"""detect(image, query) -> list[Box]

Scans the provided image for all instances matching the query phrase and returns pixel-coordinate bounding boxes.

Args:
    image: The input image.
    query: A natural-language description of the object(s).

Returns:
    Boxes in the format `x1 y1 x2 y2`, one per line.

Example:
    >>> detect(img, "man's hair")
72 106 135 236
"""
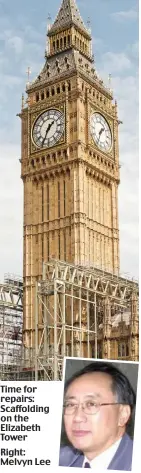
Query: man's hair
64 361 136 413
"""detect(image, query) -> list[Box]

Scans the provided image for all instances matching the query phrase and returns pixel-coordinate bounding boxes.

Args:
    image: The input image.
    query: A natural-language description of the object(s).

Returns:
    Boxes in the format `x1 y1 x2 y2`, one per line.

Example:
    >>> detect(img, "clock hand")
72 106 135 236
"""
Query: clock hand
42 120 55 146
99 127 105 138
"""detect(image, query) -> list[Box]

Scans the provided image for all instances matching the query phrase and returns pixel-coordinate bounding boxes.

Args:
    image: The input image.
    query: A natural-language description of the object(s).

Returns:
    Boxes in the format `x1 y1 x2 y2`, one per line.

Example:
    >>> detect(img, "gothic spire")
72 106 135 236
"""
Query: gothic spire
48 0 91 39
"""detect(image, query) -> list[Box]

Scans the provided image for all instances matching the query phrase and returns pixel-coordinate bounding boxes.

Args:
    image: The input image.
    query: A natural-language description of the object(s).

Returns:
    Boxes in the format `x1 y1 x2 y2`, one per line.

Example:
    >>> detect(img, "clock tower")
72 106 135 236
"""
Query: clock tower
21 0 120 351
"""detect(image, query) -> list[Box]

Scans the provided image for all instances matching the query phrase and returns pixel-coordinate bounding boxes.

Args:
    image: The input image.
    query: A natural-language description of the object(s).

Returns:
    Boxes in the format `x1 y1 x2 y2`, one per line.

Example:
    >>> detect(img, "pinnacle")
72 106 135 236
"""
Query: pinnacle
49 0 91 38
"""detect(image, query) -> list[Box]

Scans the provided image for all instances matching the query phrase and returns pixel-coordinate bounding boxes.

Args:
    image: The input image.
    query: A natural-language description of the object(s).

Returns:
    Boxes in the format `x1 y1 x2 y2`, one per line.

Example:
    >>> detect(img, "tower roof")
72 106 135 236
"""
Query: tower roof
48 0 91 39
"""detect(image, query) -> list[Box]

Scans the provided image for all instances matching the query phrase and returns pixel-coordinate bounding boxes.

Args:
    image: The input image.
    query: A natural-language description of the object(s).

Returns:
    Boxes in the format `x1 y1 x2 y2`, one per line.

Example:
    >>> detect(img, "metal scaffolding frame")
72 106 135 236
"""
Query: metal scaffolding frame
34 259 138 381
0 275 23 380
0 264 138 381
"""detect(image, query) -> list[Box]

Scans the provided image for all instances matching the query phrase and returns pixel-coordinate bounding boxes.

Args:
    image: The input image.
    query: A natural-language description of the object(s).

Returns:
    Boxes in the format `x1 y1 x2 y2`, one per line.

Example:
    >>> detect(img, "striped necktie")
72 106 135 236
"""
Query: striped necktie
84 462 91 468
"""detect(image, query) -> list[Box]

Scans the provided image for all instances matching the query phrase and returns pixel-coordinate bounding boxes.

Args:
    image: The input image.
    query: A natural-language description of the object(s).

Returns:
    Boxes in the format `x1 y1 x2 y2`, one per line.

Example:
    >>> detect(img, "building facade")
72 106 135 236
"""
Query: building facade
20 0 138 366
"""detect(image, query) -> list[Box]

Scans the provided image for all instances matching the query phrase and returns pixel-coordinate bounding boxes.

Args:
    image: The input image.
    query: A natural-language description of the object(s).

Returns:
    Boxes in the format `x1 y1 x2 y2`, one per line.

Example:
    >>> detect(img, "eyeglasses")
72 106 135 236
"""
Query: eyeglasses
63 401 125 415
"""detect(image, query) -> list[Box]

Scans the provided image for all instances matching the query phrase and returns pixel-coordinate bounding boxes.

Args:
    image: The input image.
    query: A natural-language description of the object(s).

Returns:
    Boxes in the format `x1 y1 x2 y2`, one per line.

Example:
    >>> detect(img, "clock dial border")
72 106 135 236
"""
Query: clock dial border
90 112 113 153
31 106 65 152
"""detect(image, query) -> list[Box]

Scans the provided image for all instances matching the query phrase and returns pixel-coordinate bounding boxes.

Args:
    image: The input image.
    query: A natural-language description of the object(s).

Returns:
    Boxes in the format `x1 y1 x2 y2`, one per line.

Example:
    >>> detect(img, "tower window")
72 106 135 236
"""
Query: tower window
58 232 61 259
53 41 55 50
36 93 39 102
47 184 49 220
58 182 60 218
41 92 44 100
52 88 55 96
60 38 63 48
64 36 66 47
47 234 49 260
57 86 60 94
41 234 44 261
41 185 44 222
57 39 59 49
64 230 66 260
118 342 129 358
68 35 70 46
64 180 66 216
68 81 71 91
62 84 65 92
46 89 49 98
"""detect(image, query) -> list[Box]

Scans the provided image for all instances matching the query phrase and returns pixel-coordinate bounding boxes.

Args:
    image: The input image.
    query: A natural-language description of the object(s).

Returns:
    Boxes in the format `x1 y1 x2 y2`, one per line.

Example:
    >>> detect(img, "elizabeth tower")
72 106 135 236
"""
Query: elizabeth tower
21 0 120 350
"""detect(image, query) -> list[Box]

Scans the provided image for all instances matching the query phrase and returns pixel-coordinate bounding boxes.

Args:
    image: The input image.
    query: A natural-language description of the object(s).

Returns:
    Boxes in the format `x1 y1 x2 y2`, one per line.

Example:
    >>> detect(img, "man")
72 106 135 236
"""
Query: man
59 362 136 470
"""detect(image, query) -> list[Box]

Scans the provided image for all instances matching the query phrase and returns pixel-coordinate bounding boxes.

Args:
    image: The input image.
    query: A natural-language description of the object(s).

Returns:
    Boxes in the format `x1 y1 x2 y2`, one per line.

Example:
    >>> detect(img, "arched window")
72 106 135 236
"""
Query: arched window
36 93 39 102
64 36 66 47
68 81 71 92
57 86 60 94
41 92 44 100
52 88 55 96
62 84 65 92
46 89 49 98
53 41 55 50
68 35 70 46
57 39 59 49
60 38 63 48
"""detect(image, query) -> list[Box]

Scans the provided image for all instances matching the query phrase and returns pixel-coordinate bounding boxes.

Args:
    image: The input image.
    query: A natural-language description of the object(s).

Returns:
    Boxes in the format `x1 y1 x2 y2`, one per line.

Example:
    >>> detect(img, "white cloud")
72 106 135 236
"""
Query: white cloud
100 51 132 74
96 46 138 279
92 36 104 49
111 9 138 22
7 35 24 55
129 41 139 60
0 145 23 280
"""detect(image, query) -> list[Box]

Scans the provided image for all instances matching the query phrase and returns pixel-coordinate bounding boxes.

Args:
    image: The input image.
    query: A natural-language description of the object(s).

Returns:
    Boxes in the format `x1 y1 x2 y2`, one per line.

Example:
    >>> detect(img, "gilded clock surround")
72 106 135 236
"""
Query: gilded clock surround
30 103 66 154
32 108 65 149
90 112 112 153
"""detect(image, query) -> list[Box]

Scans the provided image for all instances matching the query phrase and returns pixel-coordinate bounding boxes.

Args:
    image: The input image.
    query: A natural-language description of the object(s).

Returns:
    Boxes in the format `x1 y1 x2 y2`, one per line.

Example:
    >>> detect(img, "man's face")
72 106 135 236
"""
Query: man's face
64 372 130 459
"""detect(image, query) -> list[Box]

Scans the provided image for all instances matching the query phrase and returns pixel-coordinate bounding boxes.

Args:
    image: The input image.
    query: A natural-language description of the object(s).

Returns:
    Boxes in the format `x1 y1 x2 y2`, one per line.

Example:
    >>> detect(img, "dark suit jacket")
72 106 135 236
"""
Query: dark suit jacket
59 433 133 470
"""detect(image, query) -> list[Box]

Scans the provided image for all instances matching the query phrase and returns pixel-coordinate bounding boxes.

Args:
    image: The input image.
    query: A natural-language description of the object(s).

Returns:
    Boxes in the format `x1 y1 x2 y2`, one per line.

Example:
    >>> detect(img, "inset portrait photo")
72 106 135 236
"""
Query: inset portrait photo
59 358 139 470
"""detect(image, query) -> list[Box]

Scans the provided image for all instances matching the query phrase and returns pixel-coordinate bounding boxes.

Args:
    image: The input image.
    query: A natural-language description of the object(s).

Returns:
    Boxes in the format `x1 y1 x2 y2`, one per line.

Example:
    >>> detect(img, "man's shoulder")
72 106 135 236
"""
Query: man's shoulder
109 433 133 471
59 444 83 467
122 433 133 448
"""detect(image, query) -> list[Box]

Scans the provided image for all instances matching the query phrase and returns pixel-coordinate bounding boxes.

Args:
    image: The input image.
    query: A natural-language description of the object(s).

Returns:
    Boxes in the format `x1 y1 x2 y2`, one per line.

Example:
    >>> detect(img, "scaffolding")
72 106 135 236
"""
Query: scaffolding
34 260 139 381
0 274 23 380
0 263 138 381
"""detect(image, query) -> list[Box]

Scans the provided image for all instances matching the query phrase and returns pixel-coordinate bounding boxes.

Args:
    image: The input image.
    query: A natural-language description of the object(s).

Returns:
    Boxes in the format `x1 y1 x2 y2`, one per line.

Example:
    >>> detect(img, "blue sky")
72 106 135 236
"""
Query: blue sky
0 0 139 280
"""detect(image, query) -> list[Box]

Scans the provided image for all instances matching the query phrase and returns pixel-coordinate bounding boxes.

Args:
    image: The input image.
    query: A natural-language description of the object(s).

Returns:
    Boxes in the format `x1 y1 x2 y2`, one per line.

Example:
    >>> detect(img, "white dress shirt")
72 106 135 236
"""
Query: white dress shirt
83 437 122 469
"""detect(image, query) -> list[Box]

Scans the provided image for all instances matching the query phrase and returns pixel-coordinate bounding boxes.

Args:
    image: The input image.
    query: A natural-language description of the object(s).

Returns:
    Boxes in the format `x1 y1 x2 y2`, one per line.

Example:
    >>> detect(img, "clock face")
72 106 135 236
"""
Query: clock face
32 109 65 149
90 112 112 152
